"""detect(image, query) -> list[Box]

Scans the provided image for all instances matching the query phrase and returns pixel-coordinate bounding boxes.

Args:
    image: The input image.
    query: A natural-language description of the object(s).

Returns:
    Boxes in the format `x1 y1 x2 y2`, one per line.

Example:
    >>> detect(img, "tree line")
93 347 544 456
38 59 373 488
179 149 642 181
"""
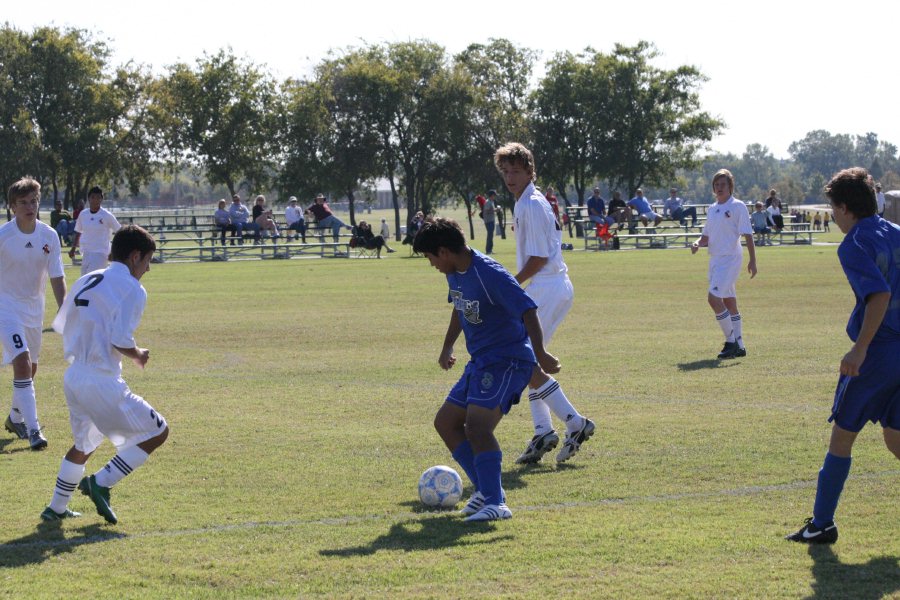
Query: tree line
2 24 897 236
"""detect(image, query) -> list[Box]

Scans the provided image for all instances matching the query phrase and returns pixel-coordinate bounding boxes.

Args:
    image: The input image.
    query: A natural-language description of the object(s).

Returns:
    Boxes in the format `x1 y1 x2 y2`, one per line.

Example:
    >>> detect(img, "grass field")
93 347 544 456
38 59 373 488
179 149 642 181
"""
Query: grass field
1 222 898 599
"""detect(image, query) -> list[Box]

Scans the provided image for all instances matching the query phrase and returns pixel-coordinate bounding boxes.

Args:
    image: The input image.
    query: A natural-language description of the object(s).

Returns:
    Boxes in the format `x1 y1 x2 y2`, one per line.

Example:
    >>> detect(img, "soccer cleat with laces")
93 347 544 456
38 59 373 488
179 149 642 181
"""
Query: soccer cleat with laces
515 430 560 464
717 341 739 359
29 428 47 450
464 503 512 522
734 347 747 358
40 506 81 521
556 418 596 463
79 475 117 524
459 491 485 516
5 415 27 440
785 518 838 544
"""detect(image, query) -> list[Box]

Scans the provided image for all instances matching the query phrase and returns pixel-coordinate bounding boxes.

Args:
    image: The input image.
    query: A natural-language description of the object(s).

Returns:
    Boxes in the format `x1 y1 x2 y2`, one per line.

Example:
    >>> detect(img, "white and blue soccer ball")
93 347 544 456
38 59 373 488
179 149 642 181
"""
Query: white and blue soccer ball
418 465 463 508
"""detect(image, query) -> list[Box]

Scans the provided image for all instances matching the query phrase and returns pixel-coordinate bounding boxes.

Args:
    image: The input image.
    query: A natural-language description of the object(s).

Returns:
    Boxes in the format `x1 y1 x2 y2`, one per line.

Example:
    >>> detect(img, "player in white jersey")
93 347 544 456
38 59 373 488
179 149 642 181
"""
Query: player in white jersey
691 169 757 359
41 225 168 523
495 143 596 464
68 186 121 275
1 178 66 450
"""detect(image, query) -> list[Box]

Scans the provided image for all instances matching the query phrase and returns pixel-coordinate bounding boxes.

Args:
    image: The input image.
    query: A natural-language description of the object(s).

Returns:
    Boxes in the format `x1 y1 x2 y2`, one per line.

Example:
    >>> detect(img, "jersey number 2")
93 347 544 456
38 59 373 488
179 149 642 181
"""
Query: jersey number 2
74 274 105 307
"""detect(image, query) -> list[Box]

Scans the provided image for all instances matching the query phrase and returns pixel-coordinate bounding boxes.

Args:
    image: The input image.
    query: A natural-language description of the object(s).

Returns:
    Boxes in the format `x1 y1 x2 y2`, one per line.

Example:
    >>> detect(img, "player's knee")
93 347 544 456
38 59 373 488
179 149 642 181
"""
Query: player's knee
883 428 900 460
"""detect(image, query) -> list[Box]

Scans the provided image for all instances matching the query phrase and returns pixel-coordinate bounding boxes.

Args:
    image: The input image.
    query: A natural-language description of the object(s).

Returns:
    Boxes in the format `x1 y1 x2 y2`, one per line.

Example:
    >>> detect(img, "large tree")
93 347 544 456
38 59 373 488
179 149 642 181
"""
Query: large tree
605 42 723 196
159 49 279 197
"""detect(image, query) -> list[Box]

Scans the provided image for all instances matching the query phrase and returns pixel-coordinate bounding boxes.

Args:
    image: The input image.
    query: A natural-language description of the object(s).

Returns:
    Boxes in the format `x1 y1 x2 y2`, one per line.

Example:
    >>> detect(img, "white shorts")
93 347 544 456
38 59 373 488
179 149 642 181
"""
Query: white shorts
64 367 167 453
708 254 742 298
525 276 574 346
81 252 109 275
0 319 42 364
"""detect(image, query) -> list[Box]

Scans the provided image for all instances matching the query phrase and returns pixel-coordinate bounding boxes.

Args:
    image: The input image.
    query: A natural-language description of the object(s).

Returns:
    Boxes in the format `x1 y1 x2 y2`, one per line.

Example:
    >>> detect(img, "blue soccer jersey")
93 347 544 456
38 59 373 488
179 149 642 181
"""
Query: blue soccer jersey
446 250 537 364
838 216 900 343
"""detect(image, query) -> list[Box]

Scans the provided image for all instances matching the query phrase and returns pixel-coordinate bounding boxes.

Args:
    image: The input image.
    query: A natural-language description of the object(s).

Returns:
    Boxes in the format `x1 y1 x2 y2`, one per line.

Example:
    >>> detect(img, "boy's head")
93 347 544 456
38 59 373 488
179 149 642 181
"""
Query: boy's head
712 169 735 200
111 224 157 280
87 186 103 211
494 142 536 198
218 199 226 209
232 194 241 204
413 217 466 258
8 177 40 206
824 167 876 224
754 201 764 211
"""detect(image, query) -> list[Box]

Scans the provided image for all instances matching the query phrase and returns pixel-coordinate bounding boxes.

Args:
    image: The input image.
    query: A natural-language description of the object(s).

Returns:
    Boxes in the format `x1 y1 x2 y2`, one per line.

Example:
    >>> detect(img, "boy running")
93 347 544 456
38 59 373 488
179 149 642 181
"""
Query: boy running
786 167 900 544
691 169 757 359
414 218 559 521
41 225 169 523
495 142 595 464
1 177 66 450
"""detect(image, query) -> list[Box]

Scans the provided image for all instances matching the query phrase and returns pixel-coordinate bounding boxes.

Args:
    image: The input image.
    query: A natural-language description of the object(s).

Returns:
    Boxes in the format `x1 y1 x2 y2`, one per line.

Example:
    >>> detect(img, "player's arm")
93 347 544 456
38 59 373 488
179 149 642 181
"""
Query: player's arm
438 310 462 370
743 234 757 278
691 235 709 254
522 308 560 375
50 276 66 310
114 344 150 369
515 256 548 285
841 291 890 377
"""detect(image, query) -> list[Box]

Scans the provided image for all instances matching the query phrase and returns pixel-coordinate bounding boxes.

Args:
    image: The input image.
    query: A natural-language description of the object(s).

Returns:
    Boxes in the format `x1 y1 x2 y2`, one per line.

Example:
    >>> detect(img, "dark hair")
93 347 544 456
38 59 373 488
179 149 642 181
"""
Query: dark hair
111 224 156 262
412 218 466 255
88 186 103 197
824 167 877 218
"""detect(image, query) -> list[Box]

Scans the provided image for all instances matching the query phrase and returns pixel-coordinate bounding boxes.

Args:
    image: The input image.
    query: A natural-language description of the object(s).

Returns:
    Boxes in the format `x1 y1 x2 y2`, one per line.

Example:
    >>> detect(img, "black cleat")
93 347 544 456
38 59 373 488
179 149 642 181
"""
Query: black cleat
786 518 838 544
734 347 747 358
717 341 739 359
5 416 27 440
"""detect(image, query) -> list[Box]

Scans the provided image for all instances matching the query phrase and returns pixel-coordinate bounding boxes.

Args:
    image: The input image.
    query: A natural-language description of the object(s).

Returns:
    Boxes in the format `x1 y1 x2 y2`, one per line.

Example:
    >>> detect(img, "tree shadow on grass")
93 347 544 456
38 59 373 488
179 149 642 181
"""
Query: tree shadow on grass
806 544 900 600
0 521 125 568
319 514 512 557
676 359 739 371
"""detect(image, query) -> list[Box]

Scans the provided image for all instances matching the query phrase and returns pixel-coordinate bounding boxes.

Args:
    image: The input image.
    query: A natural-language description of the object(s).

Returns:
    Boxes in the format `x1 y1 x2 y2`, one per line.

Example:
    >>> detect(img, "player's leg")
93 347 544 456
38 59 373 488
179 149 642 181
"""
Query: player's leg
11 351 44 449
884 427 900 460
465 404 508 520
722 296 746 356
434 400 478 490
708 256 740 358
42 446 92 521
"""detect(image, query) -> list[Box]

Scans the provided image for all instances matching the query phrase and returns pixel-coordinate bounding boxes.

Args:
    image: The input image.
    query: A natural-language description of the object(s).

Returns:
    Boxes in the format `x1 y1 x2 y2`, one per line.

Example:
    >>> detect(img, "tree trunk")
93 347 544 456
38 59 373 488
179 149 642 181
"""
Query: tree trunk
347 188 356 226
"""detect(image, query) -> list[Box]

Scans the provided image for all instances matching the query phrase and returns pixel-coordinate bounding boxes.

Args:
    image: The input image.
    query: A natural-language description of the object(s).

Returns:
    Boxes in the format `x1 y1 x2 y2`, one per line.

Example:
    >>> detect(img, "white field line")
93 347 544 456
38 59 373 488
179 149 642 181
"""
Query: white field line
2 469 897 552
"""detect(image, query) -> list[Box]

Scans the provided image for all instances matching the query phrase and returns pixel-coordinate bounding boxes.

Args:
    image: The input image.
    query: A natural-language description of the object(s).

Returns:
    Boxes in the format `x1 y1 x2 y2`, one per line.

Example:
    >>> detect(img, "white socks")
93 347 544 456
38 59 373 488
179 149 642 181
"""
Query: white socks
715 310 734 342
529 377 585 434
49 459 85 513
94 445 149 488
13 378 37 431
731 313 744 348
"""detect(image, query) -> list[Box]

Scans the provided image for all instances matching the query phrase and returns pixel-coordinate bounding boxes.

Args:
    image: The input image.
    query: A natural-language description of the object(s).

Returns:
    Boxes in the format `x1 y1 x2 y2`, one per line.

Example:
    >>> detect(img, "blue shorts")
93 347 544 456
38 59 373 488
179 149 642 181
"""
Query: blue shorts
446 357 533 414
829 341 900 432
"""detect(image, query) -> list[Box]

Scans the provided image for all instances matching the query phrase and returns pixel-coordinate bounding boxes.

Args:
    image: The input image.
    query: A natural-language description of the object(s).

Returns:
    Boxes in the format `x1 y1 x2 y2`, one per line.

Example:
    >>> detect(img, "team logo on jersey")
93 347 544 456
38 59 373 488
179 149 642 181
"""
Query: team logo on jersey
449 290 481 325
480 372 494 390
724 211 731 219
25 241 33 248
42 244 50 254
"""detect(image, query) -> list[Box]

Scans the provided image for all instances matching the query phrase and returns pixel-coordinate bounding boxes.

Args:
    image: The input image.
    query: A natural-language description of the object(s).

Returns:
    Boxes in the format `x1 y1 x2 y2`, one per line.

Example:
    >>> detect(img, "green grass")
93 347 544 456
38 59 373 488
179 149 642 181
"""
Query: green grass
1 226 898 599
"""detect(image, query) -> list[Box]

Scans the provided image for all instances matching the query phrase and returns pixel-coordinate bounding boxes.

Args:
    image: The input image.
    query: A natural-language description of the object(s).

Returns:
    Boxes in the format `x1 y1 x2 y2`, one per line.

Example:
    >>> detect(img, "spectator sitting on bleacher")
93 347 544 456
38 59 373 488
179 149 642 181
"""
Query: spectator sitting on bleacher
306 193 350 242
663 187 698 227
627 188 663 228
606 191 629 230
254 200 280 242
228 194 254 245
587 187 609 226
284 196 306 242
214 199 235 246
751 201 775 245
765 190 784 231
354 220 395 258
50 199 75 245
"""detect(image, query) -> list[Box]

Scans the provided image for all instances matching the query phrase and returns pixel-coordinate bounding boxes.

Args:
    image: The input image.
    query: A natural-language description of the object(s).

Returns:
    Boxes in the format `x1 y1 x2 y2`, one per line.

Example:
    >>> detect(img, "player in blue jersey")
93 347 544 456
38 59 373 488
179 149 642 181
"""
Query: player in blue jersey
414 218 560 521
787 167 900 544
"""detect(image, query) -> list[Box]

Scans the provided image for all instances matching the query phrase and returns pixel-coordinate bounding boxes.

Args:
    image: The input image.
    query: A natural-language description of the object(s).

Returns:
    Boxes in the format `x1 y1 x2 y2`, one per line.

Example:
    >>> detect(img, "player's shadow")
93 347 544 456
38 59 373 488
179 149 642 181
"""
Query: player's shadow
806 544 900 600
319 514 512 557
0 521 125 568
676 358 739 371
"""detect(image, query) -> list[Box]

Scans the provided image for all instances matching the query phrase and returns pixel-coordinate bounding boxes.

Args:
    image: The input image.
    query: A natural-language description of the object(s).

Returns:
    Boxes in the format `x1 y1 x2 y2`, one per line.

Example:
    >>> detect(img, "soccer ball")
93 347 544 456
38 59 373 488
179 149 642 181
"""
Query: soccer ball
418 465 463 508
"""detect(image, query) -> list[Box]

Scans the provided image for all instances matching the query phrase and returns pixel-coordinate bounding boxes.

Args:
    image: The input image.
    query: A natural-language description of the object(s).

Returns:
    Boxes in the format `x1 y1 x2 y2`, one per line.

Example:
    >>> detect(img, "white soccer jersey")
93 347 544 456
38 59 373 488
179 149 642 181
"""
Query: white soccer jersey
53 261 146 377
514 183 568 279
0 219 64 328
702 197 752 256
74 207 121 254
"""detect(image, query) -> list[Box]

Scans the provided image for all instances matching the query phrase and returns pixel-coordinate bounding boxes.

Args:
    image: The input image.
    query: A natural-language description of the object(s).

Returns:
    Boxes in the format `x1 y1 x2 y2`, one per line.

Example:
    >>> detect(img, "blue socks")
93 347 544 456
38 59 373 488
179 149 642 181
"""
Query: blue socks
451 440 478 490
812 452 852 528
474 450 503 505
